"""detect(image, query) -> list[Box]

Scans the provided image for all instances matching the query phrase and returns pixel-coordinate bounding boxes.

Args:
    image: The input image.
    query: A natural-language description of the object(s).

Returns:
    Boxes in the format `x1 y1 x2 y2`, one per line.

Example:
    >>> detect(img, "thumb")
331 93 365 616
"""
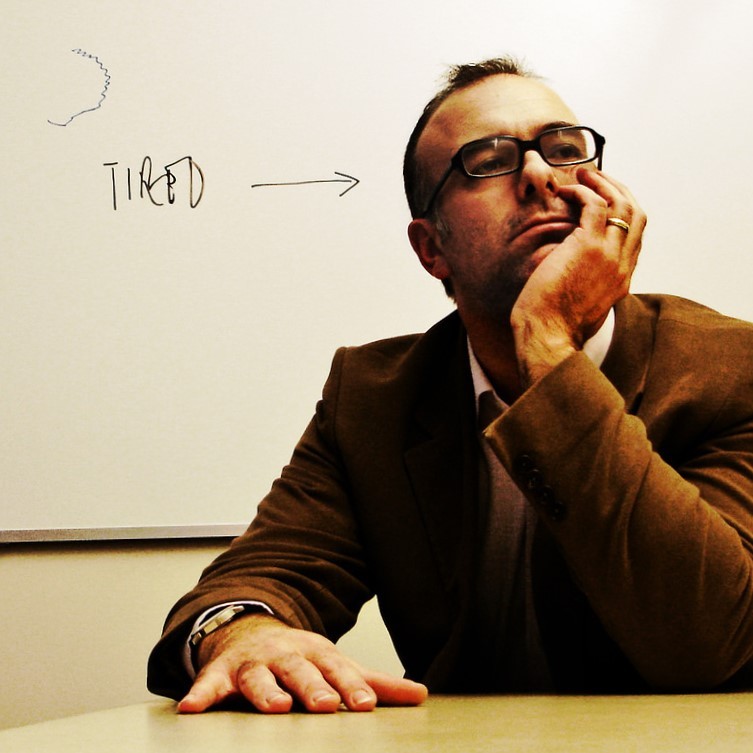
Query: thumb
177 665 238 714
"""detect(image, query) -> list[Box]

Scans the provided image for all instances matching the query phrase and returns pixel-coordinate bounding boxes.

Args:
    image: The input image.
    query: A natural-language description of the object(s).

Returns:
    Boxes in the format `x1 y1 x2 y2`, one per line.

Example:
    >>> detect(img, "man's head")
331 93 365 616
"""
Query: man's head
404 57 604 316
403 57 538 222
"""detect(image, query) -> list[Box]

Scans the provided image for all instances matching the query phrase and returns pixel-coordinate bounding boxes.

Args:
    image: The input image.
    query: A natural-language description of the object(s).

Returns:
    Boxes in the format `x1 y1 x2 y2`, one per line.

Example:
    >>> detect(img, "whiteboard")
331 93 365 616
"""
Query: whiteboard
3 0 753 540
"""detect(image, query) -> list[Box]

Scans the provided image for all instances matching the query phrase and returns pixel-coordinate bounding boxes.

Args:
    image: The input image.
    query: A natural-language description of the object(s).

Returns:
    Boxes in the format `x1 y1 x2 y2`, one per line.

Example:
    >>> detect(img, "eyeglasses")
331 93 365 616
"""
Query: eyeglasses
419 125 605 218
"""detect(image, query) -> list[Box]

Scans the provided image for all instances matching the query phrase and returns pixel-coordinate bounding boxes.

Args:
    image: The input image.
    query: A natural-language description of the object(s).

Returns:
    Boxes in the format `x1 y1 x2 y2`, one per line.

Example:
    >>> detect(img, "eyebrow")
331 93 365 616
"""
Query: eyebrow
539 120 580 133
498 120 579 138
541 120 578 130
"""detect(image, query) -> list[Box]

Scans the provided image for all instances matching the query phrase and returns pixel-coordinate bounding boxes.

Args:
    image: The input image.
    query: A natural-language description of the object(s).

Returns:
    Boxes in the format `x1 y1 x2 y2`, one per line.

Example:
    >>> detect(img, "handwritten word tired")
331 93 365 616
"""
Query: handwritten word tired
103 156 205 211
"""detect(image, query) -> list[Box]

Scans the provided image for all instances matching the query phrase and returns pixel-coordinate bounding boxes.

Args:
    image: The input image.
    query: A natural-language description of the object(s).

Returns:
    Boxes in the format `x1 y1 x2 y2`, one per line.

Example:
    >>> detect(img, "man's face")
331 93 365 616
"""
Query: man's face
412 74 597 320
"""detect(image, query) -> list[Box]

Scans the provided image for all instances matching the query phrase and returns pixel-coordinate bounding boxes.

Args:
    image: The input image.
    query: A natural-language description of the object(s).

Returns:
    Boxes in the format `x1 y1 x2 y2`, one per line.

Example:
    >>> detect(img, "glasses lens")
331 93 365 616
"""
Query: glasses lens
540 128 596 165
462 138 520 177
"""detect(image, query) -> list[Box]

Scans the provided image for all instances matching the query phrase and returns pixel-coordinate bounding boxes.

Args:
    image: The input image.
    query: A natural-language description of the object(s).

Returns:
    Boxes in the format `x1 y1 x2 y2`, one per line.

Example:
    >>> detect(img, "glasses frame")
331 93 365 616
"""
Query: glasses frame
418 125 605 219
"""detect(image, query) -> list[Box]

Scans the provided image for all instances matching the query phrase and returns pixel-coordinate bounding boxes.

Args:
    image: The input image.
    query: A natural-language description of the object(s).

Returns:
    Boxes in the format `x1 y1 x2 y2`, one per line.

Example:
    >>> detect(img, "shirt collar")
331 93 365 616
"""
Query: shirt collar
468 308 616 410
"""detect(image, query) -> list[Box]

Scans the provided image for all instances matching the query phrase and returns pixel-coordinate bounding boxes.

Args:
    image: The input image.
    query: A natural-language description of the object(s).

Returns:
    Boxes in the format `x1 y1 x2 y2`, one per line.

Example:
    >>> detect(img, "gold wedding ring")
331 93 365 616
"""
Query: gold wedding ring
606 217 630 233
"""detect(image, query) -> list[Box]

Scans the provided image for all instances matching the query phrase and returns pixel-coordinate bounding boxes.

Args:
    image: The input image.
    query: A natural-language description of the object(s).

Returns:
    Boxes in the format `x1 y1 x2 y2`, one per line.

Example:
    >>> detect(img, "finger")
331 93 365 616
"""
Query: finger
555 182 610 239
270 653 342 713
360 670 429 707
583 173 646 260
576 168 634 210
177 664 239 714
314 653 379 712
310 648 427 710
559 177 637 252
604 217 631 239
577 169 647 233
564 171 632 230
581 168 638 203
235 662 294 713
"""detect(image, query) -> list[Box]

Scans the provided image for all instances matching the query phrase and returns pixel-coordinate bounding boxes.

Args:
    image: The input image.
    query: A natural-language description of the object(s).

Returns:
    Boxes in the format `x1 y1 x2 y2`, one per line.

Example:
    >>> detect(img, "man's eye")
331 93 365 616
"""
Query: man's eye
553 144 584 160
465 143 518 175
473 156 513 175
545 135 590 164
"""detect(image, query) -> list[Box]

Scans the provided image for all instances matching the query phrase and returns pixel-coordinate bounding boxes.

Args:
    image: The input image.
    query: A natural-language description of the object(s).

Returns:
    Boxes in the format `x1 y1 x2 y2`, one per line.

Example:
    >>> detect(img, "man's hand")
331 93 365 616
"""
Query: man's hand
177 613 428 714
511 168 646 388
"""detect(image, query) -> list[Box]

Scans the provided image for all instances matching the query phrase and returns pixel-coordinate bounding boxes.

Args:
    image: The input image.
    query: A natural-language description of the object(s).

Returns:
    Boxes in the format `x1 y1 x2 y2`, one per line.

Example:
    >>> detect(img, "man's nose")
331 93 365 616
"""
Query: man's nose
516 149 558 201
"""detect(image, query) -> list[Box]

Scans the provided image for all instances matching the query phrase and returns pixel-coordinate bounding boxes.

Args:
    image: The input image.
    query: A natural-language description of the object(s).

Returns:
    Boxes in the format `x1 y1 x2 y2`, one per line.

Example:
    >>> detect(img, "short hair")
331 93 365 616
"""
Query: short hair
403 56 538 220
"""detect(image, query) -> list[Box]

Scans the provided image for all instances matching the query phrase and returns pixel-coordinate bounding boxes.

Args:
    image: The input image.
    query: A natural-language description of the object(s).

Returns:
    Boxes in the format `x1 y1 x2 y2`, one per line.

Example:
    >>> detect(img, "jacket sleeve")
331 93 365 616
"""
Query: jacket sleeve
485 351 753 690
147 348 374 700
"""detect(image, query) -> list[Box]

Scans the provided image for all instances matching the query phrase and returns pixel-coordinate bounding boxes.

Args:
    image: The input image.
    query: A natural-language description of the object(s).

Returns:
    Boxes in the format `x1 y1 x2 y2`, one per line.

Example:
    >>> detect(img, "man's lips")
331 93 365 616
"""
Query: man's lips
512 215 578 243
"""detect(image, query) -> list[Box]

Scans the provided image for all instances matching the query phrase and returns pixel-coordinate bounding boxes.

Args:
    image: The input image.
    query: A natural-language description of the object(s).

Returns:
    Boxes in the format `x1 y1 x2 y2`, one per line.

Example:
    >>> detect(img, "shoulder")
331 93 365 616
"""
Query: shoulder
637 293 753 330
631 293 753 359
606 294 753 422
628 294 753 429
313 311 469 435
330 311 465 390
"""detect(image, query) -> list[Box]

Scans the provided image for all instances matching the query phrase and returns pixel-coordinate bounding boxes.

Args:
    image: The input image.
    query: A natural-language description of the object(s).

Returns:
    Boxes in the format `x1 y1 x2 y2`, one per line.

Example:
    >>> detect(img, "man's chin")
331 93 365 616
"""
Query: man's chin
521 224 578 266
524 241 561 270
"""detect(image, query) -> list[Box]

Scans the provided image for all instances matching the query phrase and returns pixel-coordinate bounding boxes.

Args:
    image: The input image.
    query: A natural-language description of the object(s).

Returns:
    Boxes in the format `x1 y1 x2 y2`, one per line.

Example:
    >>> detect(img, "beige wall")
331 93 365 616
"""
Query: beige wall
0 540 401 731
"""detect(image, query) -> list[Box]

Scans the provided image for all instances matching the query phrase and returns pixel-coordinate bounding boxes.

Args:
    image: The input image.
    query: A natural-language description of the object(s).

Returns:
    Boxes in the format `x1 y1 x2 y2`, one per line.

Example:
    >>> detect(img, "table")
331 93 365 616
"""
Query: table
2 694 752 752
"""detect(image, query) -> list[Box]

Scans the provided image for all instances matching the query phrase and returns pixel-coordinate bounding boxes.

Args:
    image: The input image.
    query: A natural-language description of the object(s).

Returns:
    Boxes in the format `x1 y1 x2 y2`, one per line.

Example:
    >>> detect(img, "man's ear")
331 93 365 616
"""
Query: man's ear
407 218 452 283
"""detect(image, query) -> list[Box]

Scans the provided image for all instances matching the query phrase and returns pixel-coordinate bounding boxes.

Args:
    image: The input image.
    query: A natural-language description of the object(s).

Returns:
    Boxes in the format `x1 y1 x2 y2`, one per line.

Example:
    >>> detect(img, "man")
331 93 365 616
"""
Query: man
148 57 753 713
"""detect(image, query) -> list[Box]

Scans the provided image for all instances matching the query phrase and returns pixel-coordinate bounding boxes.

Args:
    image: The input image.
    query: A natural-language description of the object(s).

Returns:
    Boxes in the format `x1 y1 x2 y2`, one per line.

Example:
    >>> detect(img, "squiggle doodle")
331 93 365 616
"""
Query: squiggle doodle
48 48 111 127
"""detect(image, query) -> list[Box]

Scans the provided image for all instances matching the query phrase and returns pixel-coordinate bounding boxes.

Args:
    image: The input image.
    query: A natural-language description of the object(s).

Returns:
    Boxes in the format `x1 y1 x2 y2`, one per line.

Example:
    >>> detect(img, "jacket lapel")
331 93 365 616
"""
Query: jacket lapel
402 314 480 596
399 315 488 689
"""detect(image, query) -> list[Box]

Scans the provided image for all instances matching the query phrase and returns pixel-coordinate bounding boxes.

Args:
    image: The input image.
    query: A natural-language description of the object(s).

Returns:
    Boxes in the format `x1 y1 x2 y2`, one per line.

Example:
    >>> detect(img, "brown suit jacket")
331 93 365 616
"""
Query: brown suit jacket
148 294 753 699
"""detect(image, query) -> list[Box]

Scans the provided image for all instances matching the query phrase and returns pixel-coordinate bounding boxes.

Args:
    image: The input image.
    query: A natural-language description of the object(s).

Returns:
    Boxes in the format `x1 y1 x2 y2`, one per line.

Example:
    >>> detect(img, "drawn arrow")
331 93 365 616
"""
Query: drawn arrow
251 171 360 197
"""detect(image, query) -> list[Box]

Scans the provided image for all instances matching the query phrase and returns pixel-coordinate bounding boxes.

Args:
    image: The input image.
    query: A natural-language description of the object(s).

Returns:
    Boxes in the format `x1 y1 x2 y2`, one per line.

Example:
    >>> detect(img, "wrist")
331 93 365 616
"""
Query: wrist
188 603 274 670
512 316 577 388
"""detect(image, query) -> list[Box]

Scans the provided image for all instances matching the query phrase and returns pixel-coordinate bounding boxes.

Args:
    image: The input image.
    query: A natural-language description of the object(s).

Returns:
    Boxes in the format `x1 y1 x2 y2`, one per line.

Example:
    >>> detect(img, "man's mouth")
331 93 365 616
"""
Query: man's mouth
516 214 578 237
513 214 578 243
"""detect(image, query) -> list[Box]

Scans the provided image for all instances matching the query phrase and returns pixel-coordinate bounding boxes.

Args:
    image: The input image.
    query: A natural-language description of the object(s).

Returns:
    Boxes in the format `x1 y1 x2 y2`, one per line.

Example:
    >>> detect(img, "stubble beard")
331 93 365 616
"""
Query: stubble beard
439 199 576 323
440 218 551 324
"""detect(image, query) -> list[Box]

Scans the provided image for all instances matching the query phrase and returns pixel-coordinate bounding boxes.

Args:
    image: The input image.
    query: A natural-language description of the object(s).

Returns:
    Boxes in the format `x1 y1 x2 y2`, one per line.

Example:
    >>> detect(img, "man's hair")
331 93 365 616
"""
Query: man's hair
403 56 537 221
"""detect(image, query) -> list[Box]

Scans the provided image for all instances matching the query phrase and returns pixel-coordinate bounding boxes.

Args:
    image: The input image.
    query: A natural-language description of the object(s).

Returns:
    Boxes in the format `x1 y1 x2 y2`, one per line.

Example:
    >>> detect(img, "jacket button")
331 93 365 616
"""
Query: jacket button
549 499 568 522
524 469 544 491
536 485 555 505
515 454 536 475
536 485 567 522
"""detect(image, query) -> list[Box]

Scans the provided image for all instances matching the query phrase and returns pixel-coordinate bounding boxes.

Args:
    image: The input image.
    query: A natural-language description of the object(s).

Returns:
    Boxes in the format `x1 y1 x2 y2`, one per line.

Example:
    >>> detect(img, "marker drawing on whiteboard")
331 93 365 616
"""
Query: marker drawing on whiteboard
252 171 360 197
103 156 205 211
48 49 111 127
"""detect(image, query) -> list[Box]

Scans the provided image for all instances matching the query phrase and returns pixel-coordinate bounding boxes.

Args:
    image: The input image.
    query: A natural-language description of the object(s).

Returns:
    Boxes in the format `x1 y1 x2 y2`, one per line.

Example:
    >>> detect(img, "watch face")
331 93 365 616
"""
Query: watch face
191 605 247 647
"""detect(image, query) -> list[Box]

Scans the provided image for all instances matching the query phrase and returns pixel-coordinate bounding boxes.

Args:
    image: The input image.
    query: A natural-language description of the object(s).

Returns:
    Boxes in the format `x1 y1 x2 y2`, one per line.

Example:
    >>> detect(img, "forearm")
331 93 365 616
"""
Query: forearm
485 352 753 688
149 377 374 699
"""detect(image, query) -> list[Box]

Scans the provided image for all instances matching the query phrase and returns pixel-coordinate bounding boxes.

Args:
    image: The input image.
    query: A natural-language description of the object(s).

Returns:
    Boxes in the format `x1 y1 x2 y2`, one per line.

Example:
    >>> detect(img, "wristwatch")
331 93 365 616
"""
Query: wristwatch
189 604 250 650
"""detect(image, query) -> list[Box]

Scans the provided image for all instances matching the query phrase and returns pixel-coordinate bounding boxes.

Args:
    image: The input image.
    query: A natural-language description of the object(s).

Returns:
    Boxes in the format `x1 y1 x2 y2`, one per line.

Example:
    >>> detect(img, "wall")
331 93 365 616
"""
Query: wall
0 541 401 730
5 0 753 536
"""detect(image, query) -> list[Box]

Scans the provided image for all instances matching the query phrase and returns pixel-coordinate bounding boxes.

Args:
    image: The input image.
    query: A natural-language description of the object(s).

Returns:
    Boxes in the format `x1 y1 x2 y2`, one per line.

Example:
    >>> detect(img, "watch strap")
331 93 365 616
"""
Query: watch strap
189 604 249 649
